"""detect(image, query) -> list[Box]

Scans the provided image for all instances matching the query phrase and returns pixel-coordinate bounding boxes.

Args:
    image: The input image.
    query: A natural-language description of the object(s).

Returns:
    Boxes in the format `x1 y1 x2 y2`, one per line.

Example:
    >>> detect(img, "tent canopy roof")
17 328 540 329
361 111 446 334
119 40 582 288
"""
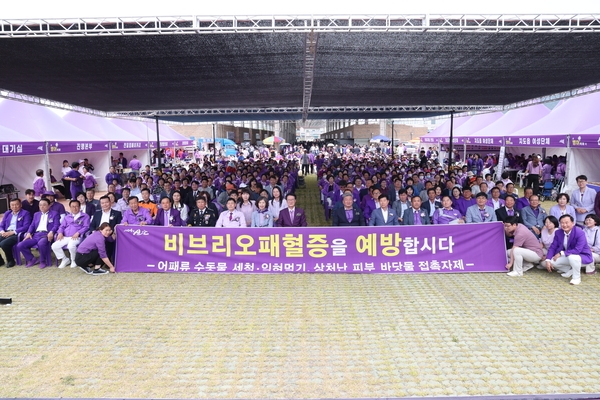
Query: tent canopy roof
1 15 600 122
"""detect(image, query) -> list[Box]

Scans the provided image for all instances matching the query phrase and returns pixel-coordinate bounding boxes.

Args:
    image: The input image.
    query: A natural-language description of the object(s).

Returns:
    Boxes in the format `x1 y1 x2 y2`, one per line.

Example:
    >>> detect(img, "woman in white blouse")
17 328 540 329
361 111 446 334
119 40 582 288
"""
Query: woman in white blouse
549 193 577 221
583 213 600 274
171 190 189 224
268 186 287 224
539 215 559 267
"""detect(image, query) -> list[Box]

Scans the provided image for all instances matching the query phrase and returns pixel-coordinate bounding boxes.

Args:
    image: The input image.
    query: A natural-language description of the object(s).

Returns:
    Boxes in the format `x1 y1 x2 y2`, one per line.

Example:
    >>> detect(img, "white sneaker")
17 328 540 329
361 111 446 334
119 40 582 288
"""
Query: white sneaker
70 259 78 268
58 258 70 269
561 270 573 278
570 278 581 285
522 262 534 272
507 271 522 277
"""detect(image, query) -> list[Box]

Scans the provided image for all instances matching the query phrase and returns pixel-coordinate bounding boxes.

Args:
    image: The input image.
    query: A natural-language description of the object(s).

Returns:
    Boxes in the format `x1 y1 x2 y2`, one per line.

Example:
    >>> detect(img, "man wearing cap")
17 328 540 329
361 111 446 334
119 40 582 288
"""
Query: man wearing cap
16 199 60 268
42 191 66 219
333 192 365 226
217 183 237 207
52 199 91 269
465 192 497 223
0 198 32 268
503 216 544 277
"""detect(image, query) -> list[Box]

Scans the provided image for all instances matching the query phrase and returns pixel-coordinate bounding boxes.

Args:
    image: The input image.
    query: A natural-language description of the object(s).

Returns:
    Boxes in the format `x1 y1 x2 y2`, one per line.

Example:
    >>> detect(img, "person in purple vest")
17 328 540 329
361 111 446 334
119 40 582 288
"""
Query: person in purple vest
0 198 32 268
545 214 593 285
51 199 91 269
15 199 60 268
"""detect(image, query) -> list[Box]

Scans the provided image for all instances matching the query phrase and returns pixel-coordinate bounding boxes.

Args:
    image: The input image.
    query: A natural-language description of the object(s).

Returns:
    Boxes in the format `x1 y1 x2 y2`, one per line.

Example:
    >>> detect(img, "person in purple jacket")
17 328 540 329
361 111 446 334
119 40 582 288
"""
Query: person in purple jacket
51 199 90 269
75 222 115 275
0 198 32 268
545 214 593 285
153 197 183 227
32 169 47 198
15 199 60 268
122 197 152 226
64 161 84 199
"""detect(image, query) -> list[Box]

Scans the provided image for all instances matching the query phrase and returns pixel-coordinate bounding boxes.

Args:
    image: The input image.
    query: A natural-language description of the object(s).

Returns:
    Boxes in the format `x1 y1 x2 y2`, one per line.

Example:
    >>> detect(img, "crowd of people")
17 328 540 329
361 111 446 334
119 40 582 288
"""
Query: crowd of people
0 142 598 284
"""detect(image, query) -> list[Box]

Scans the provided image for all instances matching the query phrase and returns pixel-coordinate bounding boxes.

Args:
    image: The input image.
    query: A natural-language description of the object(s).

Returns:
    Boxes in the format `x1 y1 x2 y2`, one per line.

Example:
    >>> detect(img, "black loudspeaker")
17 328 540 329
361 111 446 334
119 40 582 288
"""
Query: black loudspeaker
0 196 9 214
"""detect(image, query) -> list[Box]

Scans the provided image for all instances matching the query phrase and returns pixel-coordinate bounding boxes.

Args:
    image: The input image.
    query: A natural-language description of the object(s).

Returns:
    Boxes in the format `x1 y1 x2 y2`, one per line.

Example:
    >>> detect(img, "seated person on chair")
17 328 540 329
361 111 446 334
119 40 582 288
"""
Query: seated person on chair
0 198 32 268
15 199 60 269
52 199 91 269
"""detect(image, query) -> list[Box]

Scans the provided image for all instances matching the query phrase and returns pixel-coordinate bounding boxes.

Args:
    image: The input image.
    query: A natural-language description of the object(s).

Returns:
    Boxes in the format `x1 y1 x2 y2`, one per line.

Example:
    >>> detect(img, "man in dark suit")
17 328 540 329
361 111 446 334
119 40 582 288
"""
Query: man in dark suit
421 188 442 219
495 195 523 223
277 194 307 227
89 196 123 232
153 197 184 227
184 180 201 210
332 193 365 226
88 195 122 263
402 196 431 225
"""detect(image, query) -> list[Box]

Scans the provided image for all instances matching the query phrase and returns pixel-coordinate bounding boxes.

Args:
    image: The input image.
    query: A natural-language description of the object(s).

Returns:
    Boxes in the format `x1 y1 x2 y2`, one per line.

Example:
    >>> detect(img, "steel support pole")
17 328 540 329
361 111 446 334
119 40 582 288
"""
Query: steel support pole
448 111 455 171
155 116 162 169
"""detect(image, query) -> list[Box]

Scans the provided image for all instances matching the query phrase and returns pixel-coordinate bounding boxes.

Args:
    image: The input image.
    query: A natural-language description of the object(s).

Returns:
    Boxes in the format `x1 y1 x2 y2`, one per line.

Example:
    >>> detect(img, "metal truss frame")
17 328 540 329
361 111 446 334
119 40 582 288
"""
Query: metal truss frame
503 83 600 111
0 88 108 116
106 105 503 119
301 31 318 122
2 14 600 37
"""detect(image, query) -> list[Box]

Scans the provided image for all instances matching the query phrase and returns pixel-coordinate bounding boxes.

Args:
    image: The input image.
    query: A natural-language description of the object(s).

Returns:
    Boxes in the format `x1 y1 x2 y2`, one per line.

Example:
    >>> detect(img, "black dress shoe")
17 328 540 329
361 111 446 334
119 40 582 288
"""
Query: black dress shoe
6 260 16 268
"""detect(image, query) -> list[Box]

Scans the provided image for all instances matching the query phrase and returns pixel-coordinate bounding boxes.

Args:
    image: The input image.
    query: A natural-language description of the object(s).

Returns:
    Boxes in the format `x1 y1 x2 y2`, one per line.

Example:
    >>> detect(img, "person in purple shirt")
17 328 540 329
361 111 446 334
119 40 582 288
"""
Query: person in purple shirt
33 169 47 198
128 155 142 175
433 195 464 225
550 193 577 221
153 197 184 227
21 189 40 218
515 187 533 211
41 191 67 218
545 214 593 285
105 166 120 186
455 188 476 217
0 198 32 268
75 222 115 275
15 199 60 268
64 161 84 200
122 197 153 226
51 199 91 269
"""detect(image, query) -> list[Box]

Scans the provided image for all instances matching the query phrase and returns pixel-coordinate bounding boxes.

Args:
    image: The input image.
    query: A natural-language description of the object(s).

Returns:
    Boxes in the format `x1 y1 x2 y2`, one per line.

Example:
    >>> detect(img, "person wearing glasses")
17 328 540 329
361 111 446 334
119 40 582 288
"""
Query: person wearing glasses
571 175 596 226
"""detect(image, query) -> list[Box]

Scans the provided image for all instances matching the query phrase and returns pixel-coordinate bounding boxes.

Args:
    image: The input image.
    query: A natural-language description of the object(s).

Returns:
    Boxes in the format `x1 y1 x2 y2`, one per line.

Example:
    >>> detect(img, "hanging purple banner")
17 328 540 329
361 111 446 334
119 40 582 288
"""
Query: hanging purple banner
115 223 507 274
0 142 46 156
111 141 148 150
48 141 110 153
504 136 566 147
